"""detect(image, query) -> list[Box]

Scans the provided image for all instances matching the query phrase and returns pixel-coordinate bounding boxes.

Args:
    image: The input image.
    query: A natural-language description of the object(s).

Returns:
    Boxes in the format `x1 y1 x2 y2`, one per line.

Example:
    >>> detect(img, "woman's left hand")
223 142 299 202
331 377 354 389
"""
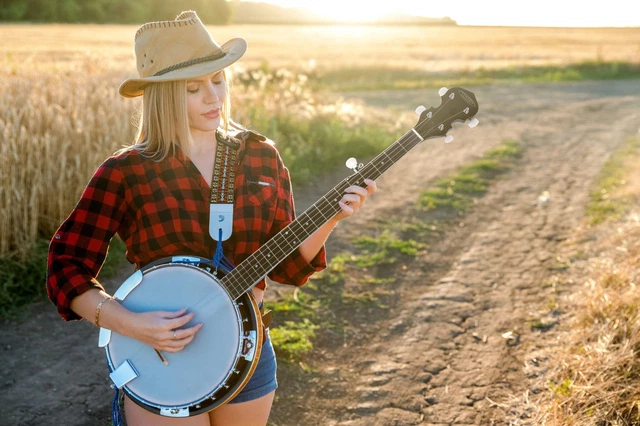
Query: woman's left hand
334 178 377 221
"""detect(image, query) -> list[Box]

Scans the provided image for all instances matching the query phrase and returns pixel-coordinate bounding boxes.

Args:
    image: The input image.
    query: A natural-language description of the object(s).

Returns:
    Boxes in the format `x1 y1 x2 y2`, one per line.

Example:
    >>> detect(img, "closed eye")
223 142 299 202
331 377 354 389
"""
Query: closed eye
187 79 224 93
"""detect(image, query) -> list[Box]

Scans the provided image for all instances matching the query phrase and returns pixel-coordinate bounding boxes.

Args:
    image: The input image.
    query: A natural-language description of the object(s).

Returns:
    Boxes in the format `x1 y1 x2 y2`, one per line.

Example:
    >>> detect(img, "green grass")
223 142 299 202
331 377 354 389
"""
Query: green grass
586 136 640 224
352 229 425 267
268 319 319 361
419 139 523 212
549 378 573 396
313 61 640 92
245 105 403 186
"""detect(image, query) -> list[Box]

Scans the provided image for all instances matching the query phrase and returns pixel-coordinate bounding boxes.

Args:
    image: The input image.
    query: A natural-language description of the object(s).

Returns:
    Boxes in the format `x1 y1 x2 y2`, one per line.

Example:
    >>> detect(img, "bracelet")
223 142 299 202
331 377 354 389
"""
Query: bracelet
95 295 114 328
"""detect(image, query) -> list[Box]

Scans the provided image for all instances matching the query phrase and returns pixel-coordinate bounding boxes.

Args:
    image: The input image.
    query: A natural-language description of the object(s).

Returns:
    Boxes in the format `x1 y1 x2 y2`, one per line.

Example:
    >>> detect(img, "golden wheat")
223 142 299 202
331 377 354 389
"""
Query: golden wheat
0 71 134 259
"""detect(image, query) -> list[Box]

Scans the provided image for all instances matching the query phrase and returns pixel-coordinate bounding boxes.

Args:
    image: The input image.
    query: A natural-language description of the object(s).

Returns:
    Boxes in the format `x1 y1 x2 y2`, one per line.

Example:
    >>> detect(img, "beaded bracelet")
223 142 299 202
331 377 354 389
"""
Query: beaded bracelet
95 295 114 328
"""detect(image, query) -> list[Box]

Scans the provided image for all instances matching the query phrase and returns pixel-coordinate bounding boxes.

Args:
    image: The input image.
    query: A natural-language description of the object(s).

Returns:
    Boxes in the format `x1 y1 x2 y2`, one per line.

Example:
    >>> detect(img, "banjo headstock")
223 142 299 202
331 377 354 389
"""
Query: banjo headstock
413 87 479 143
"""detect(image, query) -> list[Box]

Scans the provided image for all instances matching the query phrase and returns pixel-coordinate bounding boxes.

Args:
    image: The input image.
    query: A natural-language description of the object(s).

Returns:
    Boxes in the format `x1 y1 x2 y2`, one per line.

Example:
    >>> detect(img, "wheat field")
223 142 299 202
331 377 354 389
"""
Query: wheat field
3 24 639 72
1 24 639 258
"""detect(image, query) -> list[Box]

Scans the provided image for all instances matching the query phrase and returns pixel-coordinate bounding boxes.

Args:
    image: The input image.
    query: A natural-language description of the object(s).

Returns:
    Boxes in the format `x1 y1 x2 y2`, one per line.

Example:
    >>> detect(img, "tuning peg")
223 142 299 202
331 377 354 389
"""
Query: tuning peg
468 117 479 128
346 157 363 172
346 157 358 171
438 87 448 97
444 135 454 143
415 105 426 115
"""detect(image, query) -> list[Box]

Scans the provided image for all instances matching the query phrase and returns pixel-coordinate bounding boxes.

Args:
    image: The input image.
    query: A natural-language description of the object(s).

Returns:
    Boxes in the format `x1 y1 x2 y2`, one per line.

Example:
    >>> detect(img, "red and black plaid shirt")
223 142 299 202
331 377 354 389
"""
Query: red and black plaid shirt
47 131 327 321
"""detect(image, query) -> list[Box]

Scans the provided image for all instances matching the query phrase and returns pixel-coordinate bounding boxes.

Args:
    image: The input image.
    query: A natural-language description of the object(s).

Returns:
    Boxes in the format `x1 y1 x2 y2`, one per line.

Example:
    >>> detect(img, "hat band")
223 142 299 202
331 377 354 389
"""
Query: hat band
153 51 227 77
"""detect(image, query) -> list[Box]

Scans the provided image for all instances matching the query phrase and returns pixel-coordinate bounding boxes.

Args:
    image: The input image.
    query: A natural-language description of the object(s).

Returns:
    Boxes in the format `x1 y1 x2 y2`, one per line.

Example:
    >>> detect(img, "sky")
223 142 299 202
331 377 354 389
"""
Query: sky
251 0 640 27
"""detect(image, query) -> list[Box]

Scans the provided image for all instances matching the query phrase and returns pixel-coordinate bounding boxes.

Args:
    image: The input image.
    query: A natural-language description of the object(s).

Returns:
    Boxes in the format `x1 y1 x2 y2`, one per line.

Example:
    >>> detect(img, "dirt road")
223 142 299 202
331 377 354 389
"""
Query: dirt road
1 80 639 425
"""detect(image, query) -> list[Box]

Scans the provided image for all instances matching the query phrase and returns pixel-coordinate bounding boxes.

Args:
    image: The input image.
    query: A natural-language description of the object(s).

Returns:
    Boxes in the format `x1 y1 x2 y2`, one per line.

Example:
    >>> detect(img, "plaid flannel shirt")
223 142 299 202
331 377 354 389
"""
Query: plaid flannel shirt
47 131 327 321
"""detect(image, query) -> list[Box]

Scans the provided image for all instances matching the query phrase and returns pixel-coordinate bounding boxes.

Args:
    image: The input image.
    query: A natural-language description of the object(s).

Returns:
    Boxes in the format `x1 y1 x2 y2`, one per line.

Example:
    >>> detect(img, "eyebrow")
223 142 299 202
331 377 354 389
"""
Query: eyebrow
187 72 222 83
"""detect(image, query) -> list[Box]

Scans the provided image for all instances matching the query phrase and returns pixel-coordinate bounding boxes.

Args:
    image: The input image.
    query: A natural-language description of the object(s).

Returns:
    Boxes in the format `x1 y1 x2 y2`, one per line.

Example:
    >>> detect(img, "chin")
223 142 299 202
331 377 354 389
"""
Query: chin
195 121 220 133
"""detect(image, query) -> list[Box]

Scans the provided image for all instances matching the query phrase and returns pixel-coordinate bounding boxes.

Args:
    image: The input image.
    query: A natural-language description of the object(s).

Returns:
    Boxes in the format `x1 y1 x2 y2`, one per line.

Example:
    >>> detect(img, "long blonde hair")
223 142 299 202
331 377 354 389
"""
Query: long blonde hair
118 69 232 161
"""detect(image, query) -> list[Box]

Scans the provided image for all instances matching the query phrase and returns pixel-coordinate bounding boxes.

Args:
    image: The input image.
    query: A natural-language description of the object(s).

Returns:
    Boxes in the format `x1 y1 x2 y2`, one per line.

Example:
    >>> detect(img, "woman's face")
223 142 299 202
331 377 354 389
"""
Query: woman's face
186 70 226 135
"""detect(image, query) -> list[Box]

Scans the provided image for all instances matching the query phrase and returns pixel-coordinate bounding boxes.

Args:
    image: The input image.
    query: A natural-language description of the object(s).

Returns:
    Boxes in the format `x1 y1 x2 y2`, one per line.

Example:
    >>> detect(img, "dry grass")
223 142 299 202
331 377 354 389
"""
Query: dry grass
533 137 640 425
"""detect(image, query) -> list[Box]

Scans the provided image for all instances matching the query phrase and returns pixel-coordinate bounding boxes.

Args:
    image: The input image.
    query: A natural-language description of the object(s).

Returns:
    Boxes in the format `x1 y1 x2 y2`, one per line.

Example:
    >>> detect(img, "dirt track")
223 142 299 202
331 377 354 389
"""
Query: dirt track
1 80 639 425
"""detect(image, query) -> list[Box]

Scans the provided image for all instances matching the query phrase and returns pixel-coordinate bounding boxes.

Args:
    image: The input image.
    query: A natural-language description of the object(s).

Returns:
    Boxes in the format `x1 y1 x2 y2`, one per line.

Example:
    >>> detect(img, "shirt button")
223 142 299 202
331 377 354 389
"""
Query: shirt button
54 234 61 240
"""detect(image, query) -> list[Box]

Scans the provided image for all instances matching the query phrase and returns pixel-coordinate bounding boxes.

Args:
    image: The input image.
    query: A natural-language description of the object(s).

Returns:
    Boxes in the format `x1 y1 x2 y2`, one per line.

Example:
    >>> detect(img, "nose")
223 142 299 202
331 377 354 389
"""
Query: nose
203 81 220 104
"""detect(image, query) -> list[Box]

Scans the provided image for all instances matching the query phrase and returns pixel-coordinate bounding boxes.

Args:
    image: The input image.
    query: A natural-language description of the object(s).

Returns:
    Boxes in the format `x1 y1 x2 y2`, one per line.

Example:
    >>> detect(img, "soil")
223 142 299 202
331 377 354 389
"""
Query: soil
1 80 639 426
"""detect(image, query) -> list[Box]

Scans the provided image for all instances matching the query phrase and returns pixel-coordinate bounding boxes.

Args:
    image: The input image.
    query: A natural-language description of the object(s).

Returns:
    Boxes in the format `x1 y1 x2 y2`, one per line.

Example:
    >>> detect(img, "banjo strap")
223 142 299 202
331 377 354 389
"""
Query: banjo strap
209 131 240 243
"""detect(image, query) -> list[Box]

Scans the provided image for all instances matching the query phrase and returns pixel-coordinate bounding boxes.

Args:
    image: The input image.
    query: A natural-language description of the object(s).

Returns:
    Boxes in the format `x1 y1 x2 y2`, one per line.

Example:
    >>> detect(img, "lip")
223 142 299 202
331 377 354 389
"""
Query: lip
203 109 220 119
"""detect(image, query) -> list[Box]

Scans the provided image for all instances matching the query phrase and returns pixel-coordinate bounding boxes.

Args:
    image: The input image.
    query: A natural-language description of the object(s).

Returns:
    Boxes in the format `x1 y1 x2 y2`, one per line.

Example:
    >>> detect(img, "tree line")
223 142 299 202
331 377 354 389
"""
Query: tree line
0 0 233 24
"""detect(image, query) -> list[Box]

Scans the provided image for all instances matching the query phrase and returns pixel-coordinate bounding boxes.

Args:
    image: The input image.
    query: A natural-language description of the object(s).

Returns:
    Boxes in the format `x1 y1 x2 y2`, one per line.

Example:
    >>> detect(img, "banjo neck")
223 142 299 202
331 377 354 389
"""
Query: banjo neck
220 86 479 300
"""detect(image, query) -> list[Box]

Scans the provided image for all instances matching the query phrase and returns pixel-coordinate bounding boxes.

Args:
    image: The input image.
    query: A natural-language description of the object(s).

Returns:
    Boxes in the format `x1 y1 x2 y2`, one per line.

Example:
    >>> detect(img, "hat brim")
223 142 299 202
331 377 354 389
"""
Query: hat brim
118 37 247 98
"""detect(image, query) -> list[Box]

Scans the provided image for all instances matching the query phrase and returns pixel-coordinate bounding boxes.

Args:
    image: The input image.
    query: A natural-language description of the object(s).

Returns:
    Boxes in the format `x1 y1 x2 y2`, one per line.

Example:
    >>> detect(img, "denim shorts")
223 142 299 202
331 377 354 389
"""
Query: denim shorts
228 328 278 403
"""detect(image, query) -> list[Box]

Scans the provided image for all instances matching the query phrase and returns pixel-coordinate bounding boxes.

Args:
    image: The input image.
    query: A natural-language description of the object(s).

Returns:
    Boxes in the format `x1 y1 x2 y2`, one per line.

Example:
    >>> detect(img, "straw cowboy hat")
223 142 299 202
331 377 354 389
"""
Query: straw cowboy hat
119 10 247 98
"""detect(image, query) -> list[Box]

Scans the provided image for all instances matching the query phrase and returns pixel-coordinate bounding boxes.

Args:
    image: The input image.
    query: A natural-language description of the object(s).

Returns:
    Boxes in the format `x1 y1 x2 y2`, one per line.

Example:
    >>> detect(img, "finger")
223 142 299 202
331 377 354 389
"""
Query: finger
162 345 185 353
160 308 188 319
338 201 354 216
166 311 195 330
344 185 368 197
169 333 196 349
171 323 203 341
364 179 377 194
342 193 363 205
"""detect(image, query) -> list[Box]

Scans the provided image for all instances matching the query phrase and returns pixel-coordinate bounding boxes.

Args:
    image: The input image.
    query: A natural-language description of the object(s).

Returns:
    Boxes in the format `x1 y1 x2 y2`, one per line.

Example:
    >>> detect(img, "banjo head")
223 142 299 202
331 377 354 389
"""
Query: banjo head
105 260 262 415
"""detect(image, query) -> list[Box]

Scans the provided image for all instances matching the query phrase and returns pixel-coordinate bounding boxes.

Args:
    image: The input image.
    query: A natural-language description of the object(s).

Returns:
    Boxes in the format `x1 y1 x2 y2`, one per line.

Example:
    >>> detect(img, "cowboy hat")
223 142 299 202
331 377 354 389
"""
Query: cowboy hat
118 10 247 98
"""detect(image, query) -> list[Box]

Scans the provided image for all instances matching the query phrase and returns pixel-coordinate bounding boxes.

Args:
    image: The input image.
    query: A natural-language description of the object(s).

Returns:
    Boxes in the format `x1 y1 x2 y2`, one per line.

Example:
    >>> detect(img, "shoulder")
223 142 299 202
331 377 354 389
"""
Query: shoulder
103 146 160 176
110 146 147 165
87 148 152 191
232 127 283 164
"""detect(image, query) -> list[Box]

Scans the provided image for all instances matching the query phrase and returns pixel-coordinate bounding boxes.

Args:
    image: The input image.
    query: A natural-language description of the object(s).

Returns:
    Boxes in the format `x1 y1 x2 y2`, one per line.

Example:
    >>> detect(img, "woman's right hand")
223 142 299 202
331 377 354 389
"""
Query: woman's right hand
124 308 203 353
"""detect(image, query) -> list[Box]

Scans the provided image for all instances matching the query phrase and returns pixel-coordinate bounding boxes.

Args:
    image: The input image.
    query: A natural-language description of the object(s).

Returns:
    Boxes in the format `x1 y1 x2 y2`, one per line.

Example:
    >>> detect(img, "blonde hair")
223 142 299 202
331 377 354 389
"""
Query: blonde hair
118 69 232 161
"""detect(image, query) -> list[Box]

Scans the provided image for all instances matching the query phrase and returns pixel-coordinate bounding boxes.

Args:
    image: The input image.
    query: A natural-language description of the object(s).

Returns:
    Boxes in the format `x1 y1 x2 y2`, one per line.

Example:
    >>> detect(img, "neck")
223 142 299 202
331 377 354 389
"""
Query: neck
189 129 217 155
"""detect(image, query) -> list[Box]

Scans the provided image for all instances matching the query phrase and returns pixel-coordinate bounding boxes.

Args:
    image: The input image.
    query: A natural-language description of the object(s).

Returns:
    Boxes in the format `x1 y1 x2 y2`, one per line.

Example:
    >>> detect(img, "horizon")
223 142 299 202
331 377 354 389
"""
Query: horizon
242 0 640 28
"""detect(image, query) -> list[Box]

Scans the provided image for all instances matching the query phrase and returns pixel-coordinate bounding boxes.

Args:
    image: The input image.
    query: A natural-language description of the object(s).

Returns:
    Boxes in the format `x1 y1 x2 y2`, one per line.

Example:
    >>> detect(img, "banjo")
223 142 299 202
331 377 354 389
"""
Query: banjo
98 86 479 417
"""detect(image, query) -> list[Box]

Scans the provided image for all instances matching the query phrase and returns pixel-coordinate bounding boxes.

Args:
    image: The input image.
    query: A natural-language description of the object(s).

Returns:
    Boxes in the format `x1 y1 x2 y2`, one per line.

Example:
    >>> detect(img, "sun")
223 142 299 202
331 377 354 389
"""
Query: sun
259 0 401 23
311 2 387 23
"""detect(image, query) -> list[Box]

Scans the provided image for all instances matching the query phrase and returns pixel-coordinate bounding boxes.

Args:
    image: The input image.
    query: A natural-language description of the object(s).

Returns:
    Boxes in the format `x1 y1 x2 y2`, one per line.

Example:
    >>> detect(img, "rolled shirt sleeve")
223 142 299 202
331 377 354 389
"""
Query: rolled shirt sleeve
46 157 128 321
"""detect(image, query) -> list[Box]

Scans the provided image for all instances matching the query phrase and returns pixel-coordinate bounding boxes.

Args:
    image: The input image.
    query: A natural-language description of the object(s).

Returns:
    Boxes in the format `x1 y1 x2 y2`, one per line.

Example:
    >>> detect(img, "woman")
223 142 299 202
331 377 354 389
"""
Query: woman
46 10 376 426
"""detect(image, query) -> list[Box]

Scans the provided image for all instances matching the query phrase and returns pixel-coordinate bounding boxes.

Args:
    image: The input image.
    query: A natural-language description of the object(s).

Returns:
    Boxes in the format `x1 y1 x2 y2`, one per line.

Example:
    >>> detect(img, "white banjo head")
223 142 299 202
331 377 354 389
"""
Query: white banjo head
107 264 242 408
